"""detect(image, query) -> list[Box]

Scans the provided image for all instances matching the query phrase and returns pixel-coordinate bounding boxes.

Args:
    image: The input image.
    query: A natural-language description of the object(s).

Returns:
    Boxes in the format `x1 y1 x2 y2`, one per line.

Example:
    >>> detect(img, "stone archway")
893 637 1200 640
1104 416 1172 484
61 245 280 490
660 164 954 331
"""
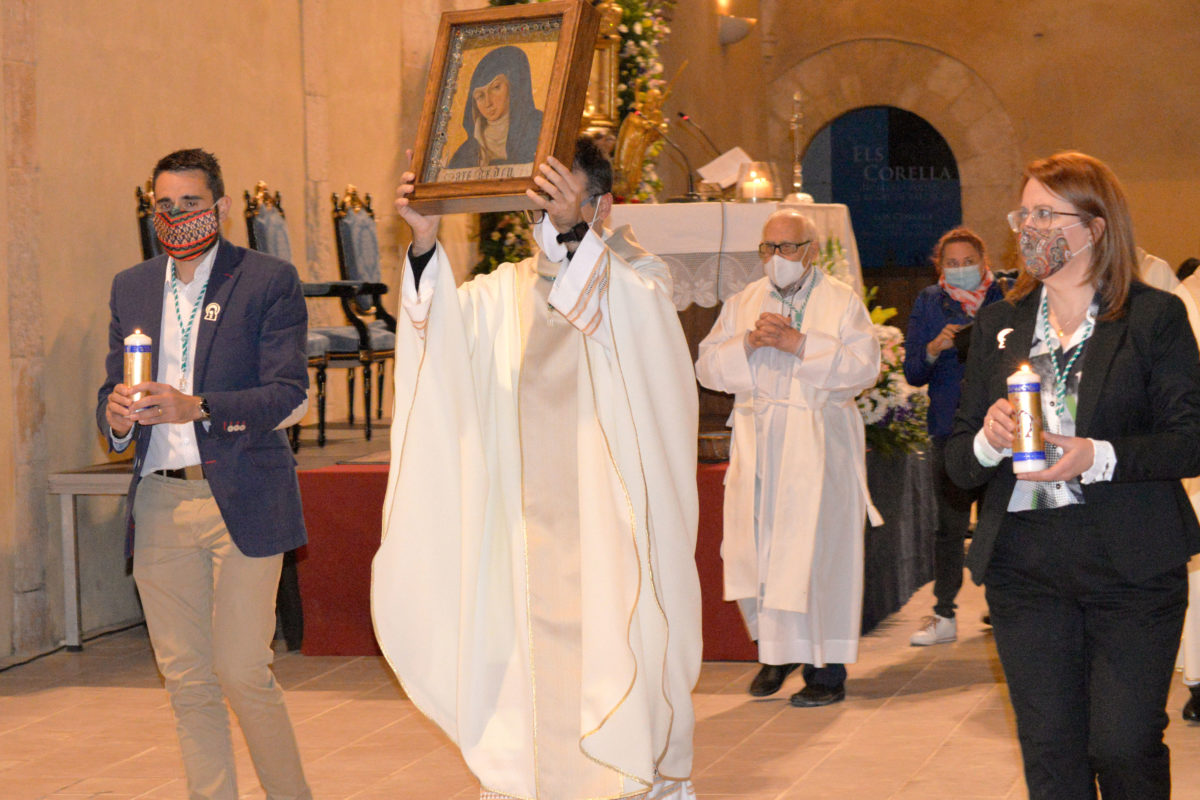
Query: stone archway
765 38 1022 259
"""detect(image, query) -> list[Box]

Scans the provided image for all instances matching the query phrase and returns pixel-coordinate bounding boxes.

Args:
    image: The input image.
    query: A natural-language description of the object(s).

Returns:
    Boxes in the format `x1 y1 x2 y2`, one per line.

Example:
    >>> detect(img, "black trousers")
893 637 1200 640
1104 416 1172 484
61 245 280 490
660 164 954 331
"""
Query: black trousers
985 508 1187 800
930 436 981 618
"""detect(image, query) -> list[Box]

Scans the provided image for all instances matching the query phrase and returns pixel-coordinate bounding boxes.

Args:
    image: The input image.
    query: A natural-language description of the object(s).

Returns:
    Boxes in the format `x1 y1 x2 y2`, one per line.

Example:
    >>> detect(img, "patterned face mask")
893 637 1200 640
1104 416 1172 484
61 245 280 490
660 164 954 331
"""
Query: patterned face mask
153 204 220 260
1019 221 1090 281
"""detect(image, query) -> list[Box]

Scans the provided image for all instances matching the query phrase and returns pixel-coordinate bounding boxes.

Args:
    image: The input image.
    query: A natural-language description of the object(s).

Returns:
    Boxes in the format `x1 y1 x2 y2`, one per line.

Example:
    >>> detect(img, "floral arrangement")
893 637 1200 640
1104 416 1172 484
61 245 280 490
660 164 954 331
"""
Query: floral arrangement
855 301 929 456
816 237 853 286
615 1 675 200
612 1 674 121
473 210 535 276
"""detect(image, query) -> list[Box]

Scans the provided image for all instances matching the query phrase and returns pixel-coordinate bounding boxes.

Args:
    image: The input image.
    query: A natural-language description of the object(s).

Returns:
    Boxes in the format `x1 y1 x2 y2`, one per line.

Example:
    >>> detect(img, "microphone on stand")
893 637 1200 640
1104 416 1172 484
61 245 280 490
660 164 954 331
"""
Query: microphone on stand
677 111 721 157
659 130 703 203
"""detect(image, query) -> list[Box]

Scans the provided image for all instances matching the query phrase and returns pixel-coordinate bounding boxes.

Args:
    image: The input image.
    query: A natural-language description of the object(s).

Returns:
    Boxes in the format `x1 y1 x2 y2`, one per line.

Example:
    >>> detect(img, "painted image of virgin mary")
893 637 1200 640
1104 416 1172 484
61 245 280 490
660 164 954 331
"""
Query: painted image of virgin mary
447 45 544 169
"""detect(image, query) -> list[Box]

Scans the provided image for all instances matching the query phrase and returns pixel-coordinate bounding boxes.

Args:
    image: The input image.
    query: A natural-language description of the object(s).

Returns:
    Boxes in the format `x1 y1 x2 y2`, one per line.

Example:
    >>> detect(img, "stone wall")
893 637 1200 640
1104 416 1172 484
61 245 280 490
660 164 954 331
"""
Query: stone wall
656 0 1200 270
0 0 472 662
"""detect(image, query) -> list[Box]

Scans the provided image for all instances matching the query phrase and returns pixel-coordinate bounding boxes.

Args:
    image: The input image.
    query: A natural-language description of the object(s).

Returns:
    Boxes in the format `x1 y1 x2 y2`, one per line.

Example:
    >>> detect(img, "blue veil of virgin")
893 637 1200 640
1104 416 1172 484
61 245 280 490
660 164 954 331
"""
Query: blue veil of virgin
447 45 544 169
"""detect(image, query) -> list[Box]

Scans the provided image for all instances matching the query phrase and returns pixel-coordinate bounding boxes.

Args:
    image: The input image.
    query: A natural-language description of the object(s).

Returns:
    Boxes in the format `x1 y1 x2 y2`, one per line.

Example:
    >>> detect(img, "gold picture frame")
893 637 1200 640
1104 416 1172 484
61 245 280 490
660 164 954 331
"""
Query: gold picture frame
584 37 620 129
409 0 600 215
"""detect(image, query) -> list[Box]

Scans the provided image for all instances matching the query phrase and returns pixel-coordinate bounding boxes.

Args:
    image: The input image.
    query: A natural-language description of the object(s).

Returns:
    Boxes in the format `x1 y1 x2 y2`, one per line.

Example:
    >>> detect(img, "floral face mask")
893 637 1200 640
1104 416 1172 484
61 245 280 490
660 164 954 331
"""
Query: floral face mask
1019 221 1090 281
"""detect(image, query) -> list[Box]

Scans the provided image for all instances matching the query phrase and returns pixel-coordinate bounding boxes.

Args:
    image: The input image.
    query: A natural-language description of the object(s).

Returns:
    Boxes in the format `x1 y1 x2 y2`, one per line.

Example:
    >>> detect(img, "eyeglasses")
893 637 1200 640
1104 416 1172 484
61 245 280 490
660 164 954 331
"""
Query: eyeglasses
758 240 811 257
522 195 602 226
1007 205 1082 233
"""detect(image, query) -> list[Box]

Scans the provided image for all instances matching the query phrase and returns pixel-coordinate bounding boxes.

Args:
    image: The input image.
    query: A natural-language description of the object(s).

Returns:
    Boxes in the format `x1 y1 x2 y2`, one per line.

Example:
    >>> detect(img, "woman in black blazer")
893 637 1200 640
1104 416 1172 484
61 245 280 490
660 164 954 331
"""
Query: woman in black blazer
946 152 1200 800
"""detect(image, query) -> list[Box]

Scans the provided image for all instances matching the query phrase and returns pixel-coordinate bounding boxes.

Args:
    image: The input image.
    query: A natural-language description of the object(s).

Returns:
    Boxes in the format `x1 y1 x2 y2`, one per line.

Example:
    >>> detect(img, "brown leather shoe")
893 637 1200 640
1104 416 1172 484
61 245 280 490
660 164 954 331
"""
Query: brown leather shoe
748 663 799 697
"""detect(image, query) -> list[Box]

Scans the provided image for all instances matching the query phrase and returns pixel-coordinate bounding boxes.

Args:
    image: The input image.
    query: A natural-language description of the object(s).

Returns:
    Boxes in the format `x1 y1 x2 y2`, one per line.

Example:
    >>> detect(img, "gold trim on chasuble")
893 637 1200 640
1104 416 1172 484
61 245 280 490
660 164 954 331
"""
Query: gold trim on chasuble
579 249 681 778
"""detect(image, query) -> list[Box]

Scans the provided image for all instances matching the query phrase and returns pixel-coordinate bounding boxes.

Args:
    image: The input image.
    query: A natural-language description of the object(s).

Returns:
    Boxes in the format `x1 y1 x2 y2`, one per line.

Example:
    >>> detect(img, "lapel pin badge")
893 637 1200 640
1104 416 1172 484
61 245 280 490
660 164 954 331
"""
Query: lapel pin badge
997 327 1013 349
204 303 220 322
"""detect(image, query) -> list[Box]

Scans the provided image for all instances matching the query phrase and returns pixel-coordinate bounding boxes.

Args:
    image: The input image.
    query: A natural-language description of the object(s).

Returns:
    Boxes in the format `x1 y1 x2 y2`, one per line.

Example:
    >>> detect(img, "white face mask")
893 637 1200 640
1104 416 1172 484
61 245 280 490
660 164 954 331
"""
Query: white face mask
766 252 809 291
530 197 604 255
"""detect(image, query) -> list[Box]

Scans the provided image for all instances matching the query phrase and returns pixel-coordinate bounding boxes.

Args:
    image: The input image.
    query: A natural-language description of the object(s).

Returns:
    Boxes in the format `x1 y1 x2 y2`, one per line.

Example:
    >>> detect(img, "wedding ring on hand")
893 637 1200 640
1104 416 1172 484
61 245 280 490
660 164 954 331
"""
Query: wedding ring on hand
987 417 994 432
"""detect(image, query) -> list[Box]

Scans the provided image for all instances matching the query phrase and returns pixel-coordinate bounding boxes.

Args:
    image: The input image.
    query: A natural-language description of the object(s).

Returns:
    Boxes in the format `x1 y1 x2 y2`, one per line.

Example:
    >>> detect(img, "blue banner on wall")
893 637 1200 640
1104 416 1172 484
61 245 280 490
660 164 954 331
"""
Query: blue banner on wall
802 106 961 269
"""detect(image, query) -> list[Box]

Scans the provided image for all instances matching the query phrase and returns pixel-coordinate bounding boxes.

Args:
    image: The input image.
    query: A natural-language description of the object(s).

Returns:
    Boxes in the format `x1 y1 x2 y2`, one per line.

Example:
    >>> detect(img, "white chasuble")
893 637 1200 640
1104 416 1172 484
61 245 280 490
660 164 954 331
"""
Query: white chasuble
695 271 880 665
373 225 702 800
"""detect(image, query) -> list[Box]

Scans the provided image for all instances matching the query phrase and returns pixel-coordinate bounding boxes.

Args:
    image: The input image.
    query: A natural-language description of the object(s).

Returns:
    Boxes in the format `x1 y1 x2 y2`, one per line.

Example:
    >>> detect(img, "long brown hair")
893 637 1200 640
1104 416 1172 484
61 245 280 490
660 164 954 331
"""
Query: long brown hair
1007 152 1139 320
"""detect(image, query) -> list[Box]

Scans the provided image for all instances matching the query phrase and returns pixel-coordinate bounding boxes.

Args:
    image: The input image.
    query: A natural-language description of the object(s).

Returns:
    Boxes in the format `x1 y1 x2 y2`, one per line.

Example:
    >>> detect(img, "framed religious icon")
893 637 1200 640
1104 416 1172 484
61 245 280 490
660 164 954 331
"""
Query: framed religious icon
409 0 600 215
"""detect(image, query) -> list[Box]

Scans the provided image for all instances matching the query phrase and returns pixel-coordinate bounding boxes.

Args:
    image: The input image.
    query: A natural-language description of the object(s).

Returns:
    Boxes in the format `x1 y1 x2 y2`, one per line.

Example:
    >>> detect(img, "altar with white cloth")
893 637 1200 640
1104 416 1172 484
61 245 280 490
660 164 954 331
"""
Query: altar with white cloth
608 201 863 310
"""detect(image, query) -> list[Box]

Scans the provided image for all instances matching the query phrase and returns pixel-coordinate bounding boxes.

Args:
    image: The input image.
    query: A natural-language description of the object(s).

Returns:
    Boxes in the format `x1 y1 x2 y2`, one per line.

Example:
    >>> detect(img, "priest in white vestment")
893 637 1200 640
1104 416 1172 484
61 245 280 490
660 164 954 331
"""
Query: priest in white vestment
695 210 881 707
373 138 702 800
1140 247 1180 292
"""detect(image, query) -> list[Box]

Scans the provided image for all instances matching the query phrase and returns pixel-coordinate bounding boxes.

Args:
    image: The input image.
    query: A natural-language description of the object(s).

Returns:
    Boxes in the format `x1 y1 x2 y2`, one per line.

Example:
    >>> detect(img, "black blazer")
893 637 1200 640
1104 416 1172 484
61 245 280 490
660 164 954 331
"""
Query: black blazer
96 239 310 557
946 282 1200 585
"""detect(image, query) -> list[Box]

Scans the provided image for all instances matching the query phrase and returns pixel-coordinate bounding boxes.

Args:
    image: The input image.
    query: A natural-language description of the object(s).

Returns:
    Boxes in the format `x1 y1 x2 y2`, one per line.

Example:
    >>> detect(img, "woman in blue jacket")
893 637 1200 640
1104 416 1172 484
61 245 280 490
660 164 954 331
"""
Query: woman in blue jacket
904 227 1005 645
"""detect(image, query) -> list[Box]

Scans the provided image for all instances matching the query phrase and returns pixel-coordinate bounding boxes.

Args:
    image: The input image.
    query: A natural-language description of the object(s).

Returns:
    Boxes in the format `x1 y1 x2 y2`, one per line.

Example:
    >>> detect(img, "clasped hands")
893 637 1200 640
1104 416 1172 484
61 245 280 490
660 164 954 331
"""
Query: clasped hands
106 382 203 437
746 312 804 356
981 397 1093 482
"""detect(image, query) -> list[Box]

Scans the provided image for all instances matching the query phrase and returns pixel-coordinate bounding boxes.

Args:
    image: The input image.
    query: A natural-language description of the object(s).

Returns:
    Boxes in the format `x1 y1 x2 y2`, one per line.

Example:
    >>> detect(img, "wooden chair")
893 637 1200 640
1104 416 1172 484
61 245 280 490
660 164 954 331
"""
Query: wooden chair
135 181 163 261
243 182 336 448
330 186 396 432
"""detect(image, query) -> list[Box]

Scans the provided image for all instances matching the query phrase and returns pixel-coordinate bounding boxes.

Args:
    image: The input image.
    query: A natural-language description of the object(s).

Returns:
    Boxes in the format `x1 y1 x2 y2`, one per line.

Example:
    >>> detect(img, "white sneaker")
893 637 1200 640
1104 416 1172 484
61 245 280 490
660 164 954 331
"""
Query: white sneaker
910 614 957 646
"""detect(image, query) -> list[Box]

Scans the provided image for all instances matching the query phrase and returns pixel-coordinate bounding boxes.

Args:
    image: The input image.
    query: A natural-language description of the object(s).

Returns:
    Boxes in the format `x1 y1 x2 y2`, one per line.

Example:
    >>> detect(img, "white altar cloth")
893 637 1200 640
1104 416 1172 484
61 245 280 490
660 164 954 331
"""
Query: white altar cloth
608 201 861 310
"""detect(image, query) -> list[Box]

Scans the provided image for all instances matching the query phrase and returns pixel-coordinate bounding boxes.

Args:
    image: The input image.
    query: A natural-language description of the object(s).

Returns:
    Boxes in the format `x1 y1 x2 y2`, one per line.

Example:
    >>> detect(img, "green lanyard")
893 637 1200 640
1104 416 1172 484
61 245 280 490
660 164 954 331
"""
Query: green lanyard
771 270 819 329
170 264 210 390
1039 292 1093 412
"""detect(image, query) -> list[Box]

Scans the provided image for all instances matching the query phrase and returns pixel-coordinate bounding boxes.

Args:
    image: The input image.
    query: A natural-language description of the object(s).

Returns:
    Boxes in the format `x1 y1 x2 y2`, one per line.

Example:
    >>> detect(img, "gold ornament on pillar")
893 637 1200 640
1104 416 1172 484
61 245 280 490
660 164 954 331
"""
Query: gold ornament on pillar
582 1 623 135
612 64 683 200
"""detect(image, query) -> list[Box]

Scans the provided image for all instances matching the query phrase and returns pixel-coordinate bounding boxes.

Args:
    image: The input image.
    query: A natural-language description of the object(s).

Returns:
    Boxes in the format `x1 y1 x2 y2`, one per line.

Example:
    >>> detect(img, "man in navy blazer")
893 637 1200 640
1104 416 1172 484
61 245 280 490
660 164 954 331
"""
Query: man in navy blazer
97 149 311 799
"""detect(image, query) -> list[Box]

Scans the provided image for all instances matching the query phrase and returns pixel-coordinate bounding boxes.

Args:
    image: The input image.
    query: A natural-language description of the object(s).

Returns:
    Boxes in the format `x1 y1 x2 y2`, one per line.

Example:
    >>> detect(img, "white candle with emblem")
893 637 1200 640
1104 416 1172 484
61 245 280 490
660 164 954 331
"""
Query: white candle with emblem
1007 363 1046 473
124 329 153 402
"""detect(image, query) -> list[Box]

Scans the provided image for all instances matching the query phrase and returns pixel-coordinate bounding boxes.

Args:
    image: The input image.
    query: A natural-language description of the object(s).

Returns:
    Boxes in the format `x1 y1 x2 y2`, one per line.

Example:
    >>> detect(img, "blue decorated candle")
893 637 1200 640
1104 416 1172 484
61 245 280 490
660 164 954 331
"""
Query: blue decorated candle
124 329 152 402
1007 363 1046 473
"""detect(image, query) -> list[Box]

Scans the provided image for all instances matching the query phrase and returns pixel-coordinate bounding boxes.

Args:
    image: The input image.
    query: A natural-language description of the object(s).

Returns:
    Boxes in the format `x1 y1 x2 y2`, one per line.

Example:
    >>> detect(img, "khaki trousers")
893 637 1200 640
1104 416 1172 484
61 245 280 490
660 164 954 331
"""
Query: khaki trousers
133 474 311 800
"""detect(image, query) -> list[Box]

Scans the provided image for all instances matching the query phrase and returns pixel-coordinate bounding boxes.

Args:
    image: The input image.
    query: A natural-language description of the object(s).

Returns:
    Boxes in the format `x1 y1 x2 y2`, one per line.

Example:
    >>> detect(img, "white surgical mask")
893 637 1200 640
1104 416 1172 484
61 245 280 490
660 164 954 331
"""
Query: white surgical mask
530 200 603 256
943 264 982 291
766 253 809 291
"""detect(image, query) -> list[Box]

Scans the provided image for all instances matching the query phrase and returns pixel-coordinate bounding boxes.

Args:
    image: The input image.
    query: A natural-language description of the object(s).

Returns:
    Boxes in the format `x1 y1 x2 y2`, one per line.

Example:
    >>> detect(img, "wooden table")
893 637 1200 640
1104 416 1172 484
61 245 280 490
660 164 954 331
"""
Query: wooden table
47 462 133 650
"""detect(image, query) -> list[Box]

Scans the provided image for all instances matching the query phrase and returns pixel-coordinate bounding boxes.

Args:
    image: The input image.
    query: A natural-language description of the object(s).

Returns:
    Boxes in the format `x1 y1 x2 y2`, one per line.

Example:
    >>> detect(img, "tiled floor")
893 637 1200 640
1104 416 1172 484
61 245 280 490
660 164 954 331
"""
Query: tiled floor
5 578 1200 799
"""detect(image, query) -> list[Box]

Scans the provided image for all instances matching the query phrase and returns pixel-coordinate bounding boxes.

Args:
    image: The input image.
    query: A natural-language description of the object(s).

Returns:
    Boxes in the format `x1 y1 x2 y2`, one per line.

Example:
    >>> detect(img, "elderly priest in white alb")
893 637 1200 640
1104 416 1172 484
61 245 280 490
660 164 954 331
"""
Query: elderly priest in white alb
372 137 702 800
696 209 881 708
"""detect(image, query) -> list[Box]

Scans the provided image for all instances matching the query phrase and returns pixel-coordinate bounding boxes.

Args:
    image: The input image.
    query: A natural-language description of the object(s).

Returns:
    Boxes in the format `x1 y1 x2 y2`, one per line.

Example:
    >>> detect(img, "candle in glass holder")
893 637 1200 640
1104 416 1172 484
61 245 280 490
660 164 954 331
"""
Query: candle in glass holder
124 329 152 402
1007 363 1046 473
735 161 778 203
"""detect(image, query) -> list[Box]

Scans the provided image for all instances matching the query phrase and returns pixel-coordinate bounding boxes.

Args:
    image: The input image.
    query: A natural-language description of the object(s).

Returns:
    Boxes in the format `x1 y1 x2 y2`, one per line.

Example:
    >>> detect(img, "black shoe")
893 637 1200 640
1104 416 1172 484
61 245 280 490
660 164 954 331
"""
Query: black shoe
748 663 799 697
1184 688 1200 722
789 683 845 707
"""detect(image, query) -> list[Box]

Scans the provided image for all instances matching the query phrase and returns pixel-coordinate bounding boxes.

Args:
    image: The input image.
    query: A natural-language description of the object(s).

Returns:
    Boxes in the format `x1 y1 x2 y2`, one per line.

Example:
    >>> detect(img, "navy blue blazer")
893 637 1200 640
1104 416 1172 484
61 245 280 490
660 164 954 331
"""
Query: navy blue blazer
946 282 1200 585
96 239 309 557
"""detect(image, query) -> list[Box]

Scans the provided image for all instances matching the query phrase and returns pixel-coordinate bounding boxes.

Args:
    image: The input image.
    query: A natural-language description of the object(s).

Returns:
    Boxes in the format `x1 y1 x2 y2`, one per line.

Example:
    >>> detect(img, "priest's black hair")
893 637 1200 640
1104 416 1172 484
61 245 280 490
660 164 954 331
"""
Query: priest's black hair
574 135 613 197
